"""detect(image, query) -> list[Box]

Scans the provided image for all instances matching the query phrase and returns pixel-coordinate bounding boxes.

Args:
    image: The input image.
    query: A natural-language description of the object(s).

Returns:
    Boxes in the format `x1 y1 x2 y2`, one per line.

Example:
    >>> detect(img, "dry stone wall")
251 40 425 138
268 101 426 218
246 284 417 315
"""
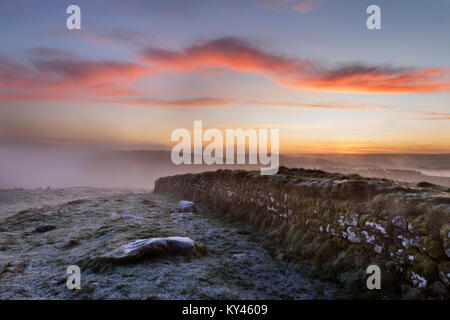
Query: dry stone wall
155 168 450 298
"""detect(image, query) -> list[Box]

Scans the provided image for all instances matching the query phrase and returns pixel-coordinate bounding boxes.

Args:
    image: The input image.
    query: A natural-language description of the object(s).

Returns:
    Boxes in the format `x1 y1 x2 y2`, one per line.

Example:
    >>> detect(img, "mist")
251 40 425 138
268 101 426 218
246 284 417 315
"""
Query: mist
0 144 169 189
1 143 449 189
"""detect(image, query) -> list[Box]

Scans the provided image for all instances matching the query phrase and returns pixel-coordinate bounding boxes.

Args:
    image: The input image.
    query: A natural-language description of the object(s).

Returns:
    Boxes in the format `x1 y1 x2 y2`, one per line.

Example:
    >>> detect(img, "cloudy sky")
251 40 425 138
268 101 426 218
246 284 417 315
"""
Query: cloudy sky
0 0 449 153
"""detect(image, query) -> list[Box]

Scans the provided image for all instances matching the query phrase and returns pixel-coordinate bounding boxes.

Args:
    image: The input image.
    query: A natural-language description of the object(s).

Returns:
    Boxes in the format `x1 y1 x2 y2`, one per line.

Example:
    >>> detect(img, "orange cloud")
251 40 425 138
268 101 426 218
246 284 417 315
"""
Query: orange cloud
28 47 148 89
297 67 450 93
141 37 450 93
0 48 233 107
0 48 148 99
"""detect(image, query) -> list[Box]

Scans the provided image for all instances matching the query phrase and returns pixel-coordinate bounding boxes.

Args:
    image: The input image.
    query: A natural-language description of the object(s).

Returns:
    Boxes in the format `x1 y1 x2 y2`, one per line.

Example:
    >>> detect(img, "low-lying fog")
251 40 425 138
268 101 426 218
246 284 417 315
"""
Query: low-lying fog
0 145 170 189
1 144 449 189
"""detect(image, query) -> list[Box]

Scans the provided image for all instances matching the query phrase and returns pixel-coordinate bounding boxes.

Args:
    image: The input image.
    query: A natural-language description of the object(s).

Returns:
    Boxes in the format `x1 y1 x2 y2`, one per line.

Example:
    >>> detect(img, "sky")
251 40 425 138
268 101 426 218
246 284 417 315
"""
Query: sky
0 0 449 154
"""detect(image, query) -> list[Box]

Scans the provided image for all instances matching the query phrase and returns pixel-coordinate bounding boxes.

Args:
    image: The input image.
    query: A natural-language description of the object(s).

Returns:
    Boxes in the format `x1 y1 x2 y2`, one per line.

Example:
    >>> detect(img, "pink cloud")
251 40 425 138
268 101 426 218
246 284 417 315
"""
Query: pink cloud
141 37 450 93
1 38 450 108
262 0 325 13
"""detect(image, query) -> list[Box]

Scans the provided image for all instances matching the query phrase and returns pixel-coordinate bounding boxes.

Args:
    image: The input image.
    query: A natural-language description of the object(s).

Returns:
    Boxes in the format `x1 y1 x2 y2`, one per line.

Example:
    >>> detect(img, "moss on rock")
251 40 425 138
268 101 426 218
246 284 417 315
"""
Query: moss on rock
410 253 438 280
418 236 445 260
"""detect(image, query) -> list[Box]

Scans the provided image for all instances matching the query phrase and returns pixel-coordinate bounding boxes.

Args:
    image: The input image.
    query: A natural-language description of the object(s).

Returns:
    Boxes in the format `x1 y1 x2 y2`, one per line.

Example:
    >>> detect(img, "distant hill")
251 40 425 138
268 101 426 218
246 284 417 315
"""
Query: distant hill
85 150 450 188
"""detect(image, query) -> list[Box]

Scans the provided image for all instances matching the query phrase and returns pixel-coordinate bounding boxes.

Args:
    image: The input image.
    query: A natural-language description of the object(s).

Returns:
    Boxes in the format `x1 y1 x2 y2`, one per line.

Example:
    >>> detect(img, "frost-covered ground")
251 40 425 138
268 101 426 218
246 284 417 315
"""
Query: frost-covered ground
0 188 343 299
0 188 144 218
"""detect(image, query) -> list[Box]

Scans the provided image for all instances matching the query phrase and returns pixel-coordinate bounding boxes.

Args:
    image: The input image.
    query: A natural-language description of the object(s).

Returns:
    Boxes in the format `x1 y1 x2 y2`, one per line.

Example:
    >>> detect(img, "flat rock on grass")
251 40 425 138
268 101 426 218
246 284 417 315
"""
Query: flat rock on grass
101 237 197 263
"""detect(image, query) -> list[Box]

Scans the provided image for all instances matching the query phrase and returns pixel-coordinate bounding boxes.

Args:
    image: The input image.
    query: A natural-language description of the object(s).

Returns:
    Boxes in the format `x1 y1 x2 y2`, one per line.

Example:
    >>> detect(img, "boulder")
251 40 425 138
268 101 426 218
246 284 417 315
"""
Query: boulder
102 237 196 263
177 200 197 213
